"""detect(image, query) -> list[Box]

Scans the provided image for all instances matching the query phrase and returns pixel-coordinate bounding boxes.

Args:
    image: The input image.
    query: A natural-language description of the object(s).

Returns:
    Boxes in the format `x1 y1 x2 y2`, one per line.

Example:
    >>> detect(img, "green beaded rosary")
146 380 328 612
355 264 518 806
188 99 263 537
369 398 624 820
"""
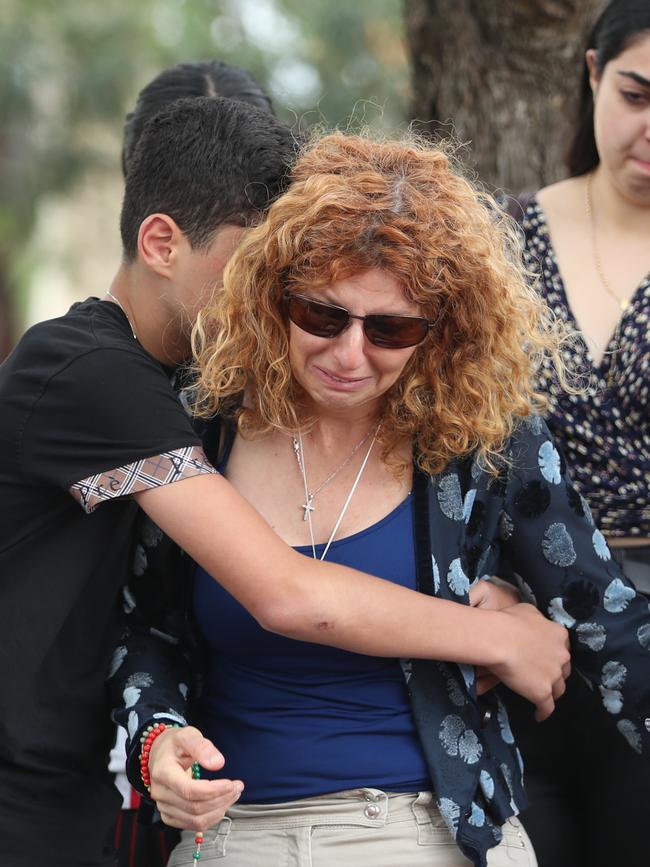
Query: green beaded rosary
191 761 204 861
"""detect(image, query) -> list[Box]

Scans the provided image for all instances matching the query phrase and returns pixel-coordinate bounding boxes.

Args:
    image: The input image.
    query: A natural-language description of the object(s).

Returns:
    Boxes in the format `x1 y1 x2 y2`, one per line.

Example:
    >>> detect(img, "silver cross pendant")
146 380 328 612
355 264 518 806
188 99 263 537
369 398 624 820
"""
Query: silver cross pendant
301 496 314 521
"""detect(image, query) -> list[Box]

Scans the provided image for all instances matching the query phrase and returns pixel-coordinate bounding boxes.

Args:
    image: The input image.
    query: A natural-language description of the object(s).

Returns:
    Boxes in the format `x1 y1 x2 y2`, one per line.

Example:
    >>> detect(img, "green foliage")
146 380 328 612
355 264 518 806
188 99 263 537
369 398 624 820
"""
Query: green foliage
0 0 407 315
276 0 408 128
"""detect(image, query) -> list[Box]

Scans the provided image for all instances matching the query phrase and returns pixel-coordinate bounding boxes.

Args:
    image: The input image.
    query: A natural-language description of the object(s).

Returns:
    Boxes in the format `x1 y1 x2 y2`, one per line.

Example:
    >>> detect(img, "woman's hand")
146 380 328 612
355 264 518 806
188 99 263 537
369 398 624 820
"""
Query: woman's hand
470 579 520 694
147 726 244 830
469 578 520 611
490 603 571 721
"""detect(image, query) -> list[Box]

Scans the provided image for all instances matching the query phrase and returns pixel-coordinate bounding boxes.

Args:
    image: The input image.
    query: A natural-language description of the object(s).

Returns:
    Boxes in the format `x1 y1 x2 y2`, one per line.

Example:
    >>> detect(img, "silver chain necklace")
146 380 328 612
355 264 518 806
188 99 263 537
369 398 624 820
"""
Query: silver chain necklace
105 289 137 340
293 425 379 560
292 426 376 521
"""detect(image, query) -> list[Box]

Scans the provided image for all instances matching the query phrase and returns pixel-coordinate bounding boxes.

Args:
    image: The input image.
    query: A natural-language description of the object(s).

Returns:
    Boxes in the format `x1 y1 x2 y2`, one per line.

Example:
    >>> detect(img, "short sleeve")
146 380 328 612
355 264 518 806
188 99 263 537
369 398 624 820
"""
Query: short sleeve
19 347 212 505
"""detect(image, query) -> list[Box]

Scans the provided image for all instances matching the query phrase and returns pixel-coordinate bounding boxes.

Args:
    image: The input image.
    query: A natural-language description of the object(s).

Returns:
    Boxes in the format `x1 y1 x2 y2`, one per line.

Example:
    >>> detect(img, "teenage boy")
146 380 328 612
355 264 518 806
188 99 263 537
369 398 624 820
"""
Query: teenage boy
114 61 278 867
0 96 297 867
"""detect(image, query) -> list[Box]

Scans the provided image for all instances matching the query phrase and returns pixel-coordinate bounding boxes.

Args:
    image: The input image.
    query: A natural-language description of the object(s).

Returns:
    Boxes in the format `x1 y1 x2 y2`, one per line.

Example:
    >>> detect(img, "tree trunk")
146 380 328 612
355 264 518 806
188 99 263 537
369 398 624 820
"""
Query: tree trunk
404 0 602 193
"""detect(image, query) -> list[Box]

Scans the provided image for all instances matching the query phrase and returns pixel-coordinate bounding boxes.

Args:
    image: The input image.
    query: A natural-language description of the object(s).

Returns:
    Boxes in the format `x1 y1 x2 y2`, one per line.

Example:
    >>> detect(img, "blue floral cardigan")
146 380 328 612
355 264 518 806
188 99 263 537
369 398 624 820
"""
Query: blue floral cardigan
109 415 650 867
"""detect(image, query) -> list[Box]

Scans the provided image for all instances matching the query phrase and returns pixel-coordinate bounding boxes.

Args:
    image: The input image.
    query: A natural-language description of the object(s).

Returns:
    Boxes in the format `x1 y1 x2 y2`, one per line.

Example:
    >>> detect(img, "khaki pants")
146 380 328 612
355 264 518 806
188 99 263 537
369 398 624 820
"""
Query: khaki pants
167 788 537 867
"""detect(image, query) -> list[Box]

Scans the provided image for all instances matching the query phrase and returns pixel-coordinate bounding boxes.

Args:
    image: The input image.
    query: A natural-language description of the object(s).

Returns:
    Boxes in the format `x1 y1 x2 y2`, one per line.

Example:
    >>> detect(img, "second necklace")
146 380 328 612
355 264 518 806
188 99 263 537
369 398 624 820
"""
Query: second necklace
292 426 376 521
293 425 379 561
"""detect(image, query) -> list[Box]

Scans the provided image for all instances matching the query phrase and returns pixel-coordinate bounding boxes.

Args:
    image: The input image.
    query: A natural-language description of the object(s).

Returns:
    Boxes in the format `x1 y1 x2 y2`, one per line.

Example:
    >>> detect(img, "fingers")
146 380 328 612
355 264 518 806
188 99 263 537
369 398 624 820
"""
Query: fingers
468 580 491 608
534 696 554 722
469 578 519 611
534 667 569 721
173 726 226 771
475 665 500 695
154 778 244 830
493 604 572 718
147 726 243 829
552 674 567 702
149 727 225 785
476 672 500 695
152 753 230 802
533 629 570 721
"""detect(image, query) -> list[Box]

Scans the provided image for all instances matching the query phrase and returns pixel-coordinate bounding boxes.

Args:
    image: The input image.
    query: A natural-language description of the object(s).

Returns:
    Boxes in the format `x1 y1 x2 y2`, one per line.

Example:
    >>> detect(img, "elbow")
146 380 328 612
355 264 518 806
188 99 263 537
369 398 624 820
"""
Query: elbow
255 589 332 641
255 599 301 636
247 550 338 641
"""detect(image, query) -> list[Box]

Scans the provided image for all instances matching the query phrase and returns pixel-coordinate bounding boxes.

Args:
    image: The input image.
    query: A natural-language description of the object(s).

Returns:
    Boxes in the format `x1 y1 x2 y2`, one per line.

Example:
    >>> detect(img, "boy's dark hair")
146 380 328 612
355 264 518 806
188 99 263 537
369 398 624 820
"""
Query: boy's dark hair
568 0 650 177
120 96 297 262
122 60 274 176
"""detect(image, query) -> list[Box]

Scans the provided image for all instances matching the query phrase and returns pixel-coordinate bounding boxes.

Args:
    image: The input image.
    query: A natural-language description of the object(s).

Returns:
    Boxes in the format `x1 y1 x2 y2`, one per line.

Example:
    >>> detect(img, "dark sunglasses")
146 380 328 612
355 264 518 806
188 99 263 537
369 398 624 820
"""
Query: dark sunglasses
283 292 435 349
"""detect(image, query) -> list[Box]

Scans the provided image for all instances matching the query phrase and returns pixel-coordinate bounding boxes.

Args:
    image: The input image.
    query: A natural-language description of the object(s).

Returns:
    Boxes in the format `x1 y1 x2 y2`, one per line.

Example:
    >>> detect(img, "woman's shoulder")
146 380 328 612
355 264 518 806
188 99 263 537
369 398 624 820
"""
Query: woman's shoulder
536 176 585 223
430 416 551 494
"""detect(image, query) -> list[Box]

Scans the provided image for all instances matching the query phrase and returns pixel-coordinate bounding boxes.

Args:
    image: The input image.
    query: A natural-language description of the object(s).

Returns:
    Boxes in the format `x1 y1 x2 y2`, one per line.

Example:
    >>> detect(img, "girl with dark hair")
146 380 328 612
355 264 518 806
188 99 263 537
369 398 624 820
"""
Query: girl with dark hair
505 2 650 864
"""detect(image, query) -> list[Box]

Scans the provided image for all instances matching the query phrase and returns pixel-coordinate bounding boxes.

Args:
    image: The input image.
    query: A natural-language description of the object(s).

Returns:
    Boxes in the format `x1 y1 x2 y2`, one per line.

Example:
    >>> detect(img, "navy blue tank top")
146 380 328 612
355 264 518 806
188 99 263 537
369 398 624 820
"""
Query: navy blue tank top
192 492 430 803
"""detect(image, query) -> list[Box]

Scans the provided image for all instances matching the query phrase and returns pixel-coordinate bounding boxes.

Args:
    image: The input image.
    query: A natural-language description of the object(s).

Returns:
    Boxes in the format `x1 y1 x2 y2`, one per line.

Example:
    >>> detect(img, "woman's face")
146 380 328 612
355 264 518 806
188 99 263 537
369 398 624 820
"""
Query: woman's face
288 268 424 419
588 33 650 202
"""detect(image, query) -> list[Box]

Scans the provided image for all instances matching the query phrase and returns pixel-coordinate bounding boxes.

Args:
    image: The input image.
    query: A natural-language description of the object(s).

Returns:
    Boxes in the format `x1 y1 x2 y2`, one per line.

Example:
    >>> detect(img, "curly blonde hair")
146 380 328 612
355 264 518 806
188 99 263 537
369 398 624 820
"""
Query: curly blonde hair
192 131 567 477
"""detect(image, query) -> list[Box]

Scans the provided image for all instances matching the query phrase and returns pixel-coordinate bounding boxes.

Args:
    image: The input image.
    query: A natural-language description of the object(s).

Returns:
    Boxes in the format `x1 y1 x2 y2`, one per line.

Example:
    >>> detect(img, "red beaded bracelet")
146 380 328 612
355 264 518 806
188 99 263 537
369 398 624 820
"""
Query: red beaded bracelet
139 722 179 791
139 725 204 860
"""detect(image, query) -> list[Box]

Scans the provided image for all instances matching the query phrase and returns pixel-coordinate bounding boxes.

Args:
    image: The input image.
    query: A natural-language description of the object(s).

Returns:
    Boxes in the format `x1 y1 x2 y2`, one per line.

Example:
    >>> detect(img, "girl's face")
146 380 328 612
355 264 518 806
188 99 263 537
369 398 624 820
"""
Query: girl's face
588 32 650 202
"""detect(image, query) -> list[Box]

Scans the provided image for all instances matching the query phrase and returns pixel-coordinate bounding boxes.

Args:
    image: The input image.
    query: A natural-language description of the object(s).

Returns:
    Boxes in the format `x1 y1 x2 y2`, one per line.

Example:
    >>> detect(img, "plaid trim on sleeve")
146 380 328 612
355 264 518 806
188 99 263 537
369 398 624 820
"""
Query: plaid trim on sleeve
69 445 216 514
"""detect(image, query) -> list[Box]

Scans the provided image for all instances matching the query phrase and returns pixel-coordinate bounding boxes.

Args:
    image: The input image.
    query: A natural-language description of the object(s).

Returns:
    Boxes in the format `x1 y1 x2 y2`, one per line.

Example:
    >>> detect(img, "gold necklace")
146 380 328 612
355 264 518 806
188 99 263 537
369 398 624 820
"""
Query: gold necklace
585 173 630 313
584 173 629 387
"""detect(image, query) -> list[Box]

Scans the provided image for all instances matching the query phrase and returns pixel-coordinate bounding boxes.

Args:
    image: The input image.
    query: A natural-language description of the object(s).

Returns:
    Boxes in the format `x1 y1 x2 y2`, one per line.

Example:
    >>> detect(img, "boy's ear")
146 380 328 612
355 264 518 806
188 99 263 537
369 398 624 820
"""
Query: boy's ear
137 214 185 277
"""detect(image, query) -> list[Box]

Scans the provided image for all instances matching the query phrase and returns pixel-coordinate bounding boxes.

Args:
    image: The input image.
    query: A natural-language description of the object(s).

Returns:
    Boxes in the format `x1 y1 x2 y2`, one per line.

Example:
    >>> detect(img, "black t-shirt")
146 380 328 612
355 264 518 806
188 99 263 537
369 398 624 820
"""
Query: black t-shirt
0 299 213 866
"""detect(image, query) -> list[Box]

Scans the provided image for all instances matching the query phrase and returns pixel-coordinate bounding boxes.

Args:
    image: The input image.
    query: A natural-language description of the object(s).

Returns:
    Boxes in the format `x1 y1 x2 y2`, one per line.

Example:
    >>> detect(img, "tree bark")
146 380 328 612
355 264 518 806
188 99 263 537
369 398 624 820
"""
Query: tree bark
404 0 602 193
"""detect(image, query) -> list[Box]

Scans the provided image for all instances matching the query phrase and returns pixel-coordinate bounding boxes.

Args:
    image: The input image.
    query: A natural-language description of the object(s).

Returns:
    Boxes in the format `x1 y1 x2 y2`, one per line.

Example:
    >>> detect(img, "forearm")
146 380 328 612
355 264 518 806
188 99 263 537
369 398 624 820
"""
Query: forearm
136 474 514 664
270 565 517 663
108 601 193 793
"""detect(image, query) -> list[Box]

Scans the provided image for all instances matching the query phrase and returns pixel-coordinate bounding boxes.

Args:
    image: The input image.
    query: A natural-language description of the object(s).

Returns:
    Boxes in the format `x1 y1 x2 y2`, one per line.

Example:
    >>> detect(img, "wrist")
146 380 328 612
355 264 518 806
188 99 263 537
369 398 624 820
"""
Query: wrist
473 607 518 669
488 605 532 671
139 722 180 791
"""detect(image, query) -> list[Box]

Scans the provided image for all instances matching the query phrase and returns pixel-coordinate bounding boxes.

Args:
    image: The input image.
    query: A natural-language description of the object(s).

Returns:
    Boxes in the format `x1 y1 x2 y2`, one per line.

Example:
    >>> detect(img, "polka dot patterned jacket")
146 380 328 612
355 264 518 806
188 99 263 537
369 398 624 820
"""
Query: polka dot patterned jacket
109 416 650 867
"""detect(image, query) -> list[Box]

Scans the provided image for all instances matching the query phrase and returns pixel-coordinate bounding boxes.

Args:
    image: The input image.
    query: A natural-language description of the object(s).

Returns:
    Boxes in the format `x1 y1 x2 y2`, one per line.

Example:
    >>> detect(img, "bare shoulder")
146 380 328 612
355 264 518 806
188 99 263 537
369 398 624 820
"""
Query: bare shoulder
536 177 586 225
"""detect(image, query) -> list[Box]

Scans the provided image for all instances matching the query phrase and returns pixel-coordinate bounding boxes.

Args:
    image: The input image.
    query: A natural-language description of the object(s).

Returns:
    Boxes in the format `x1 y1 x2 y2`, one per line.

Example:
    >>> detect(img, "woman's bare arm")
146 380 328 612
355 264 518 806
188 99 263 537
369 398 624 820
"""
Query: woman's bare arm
135 472 569 720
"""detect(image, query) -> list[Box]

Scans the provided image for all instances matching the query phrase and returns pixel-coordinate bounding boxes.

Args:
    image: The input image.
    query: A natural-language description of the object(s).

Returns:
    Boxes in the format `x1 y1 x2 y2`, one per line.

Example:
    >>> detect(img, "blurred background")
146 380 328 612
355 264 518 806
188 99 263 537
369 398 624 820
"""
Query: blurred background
1 0 602 358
